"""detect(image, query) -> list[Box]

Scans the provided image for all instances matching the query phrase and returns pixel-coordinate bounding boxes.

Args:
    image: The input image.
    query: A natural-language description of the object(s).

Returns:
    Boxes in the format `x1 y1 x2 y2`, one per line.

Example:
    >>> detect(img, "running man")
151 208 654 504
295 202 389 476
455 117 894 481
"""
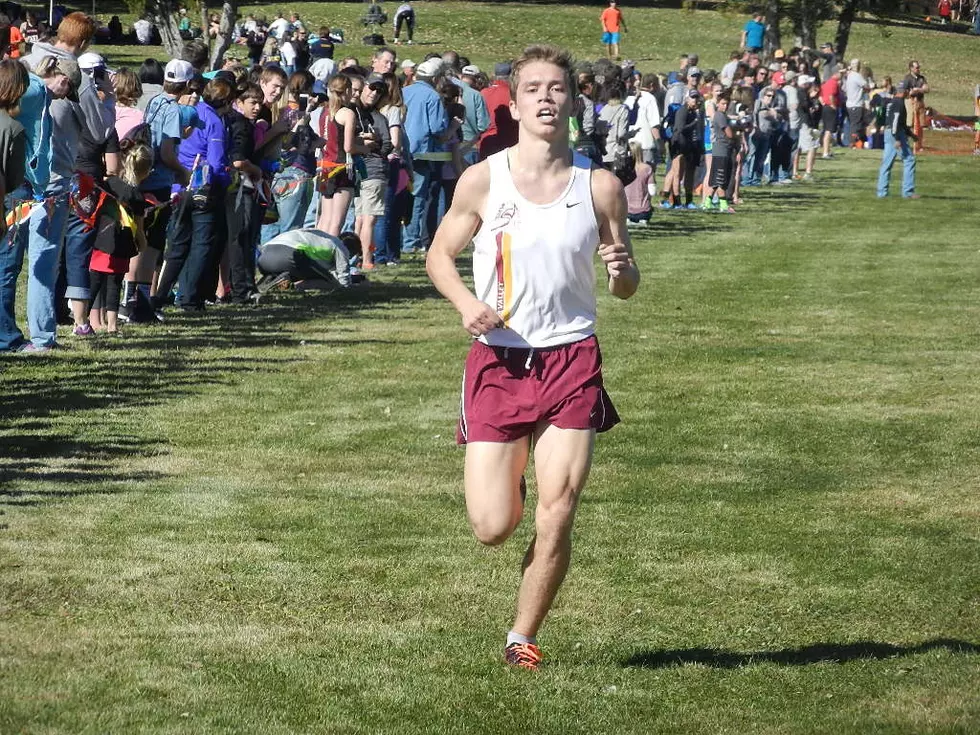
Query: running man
426 44 640 670
600 0 627 60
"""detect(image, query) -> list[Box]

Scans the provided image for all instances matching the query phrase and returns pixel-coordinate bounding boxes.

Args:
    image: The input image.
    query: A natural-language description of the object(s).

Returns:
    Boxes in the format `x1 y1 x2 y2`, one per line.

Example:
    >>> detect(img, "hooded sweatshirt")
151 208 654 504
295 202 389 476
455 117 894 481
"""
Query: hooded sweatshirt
12 74 52 193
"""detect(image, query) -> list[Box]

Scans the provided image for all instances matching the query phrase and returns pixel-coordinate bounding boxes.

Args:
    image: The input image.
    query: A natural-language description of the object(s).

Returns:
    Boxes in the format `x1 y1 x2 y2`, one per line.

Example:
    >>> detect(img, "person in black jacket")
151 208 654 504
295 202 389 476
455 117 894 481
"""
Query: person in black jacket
876 80 918 199
670 88 704 209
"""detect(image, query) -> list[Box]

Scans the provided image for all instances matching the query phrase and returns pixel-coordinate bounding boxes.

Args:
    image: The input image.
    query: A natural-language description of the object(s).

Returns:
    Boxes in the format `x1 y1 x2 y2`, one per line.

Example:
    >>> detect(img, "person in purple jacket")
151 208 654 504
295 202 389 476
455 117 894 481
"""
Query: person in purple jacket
155 78 233 312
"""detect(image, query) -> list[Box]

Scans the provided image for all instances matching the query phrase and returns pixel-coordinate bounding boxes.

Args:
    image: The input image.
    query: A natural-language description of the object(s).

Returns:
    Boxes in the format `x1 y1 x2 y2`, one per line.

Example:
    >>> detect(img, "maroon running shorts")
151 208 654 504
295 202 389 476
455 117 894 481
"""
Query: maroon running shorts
456 335 621 444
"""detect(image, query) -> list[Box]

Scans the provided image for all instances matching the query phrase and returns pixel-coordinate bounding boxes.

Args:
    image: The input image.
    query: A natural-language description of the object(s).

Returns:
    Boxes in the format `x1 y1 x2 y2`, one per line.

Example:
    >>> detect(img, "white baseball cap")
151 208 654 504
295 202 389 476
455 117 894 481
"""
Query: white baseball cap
78 52 107 70
416 58 445 78
164 59 195 83
461 64 480 76
401 58 416 70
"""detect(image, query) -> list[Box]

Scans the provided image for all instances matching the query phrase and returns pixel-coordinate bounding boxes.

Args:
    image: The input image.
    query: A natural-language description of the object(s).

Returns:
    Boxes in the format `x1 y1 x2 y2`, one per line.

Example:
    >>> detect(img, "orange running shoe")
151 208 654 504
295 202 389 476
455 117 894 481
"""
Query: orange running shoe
505 642 543 670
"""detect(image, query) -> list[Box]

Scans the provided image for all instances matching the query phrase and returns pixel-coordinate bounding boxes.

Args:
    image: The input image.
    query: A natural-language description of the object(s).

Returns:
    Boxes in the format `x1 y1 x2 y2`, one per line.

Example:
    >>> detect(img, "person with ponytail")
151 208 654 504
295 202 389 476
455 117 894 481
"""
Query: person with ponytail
311 74 356 236
88 140 153 333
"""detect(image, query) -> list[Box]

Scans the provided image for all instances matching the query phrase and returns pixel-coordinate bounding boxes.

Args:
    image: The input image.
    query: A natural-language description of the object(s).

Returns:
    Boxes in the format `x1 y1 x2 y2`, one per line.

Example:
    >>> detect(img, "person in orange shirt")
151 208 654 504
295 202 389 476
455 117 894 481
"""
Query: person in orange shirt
8 24 24 58
600 0 627 60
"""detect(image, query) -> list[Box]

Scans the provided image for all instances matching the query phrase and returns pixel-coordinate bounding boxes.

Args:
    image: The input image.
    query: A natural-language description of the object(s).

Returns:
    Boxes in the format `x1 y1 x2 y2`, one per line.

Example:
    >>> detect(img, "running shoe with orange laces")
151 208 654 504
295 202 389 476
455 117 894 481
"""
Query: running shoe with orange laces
504 642 543 670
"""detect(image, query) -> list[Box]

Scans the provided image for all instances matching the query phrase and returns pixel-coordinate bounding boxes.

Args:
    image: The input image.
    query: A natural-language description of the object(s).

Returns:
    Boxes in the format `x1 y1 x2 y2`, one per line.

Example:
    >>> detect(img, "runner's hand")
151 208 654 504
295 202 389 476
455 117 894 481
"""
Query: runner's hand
460 298 503 337
599 241 633 279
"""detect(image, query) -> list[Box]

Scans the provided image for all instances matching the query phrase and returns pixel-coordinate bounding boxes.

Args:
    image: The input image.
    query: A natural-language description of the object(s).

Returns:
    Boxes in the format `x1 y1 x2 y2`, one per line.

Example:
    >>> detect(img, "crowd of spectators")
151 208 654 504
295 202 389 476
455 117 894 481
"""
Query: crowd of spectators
0 6 938 353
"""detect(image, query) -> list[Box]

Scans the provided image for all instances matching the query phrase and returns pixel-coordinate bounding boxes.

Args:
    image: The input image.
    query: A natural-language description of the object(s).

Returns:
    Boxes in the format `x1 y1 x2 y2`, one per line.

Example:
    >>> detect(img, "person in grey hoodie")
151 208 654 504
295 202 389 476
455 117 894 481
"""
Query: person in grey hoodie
16 12 112 350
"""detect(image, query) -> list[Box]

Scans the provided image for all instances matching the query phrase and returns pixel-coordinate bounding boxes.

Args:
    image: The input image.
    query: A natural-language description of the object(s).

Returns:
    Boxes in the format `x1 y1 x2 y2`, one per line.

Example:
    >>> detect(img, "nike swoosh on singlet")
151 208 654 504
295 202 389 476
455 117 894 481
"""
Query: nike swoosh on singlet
566 202 580 208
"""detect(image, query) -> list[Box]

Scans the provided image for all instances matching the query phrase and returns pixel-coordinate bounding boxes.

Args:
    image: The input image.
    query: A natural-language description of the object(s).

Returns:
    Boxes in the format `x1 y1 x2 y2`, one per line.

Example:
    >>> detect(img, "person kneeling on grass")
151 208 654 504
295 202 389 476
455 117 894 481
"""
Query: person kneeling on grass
257 227 356 292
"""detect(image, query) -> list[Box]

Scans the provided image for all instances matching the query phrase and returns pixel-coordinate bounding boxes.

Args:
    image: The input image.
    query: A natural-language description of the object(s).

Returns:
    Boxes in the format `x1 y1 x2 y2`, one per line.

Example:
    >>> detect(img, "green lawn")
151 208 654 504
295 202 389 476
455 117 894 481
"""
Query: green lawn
97 2 979 115
2 142 979 731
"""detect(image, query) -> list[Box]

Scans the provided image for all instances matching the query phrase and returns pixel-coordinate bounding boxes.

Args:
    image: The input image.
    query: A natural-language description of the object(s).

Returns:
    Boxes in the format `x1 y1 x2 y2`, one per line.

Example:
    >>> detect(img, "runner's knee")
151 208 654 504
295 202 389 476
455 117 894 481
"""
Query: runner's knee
470 512 518 546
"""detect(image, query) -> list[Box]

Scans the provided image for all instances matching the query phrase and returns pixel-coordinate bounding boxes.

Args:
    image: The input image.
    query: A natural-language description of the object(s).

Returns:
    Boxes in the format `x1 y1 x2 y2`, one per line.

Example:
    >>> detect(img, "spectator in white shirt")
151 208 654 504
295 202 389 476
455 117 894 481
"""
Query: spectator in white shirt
626 73 662 169
268 12 292 40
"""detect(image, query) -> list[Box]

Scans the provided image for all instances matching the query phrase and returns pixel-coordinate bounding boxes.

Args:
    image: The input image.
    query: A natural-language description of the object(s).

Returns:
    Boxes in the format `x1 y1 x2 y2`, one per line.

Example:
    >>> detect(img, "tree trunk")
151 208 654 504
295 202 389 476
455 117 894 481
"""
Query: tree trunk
208 0 237 71
835 0 859 60
764 0 781 55
201 2 210 56
789 0 818 48
150 0 184 60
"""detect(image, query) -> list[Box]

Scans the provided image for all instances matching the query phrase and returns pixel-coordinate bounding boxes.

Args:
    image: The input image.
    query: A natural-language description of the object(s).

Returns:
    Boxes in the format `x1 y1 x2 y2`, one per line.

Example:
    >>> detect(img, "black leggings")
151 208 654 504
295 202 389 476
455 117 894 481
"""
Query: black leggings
394 9 415 40
90 271 123 312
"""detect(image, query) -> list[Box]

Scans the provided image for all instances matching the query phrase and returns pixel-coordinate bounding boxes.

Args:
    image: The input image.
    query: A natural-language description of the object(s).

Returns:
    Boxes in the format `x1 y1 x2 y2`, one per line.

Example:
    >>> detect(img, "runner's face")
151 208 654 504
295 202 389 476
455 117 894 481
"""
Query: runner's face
510 61 572 138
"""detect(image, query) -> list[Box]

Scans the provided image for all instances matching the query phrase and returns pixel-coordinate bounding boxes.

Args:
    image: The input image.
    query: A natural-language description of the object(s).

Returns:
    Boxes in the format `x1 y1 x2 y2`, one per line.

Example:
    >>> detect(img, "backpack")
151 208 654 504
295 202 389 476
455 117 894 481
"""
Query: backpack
662 102 682 141
121 121 152 149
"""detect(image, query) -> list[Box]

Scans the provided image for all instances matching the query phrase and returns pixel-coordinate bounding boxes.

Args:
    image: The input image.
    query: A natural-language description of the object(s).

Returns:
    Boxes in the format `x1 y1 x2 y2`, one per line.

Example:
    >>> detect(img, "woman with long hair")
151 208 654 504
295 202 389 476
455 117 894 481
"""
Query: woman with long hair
112 67 143 139
313 74 357 236
375 71 410 264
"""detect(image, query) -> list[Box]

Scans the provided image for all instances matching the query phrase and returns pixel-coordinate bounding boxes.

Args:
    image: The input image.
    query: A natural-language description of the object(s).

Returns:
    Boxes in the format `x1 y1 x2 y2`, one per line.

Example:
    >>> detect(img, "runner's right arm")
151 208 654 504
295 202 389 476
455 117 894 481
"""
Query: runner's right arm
426 161 503 337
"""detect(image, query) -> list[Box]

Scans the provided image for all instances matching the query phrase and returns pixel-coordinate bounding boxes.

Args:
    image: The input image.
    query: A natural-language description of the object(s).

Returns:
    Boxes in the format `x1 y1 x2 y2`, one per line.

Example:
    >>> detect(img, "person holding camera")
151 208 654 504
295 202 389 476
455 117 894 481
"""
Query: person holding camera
346 73 392 270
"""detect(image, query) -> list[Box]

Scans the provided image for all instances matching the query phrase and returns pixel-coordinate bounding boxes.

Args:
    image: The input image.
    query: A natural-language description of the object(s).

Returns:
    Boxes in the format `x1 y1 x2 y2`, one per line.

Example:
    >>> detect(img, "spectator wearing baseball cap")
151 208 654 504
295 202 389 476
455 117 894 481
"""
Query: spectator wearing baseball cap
17 12 116 348
667 86 706 209
457 63 490 165
400 58 416 86
121 59 194 324
63 48 129 336
402 52 450 254
876 79 917 199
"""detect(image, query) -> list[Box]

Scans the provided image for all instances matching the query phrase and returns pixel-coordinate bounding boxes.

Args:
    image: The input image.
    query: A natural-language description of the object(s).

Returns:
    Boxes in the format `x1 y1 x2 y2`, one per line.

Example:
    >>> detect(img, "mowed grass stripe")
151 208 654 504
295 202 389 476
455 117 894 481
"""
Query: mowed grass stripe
1 146 979 731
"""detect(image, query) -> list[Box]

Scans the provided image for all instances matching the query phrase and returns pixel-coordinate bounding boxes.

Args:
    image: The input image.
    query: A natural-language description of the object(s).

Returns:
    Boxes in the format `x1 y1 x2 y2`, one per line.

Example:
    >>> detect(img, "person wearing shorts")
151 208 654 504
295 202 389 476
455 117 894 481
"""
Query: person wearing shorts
820 68 842 159
707 91 735 212
426 44 640 671
349 73 392 269
600 0 626 60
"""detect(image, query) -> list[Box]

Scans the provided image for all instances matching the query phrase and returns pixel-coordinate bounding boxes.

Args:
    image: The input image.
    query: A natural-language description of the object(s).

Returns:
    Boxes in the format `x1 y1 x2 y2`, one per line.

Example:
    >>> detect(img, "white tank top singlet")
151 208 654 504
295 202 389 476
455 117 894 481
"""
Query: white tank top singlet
471 149 600 349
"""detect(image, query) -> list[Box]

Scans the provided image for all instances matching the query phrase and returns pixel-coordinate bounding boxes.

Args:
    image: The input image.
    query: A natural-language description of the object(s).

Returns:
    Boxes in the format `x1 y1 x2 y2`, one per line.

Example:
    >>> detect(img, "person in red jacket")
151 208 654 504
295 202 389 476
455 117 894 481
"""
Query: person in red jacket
478 62 518 160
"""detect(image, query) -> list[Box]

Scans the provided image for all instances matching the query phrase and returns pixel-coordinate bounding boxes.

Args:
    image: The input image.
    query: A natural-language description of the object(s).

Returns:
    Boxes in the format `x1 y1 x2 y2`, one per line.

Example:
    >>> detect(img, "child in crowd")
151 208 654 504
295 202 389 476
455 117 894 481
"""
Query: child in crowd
89 141 153 333
225 82 265 304
624 140 653 226
706 91 735 213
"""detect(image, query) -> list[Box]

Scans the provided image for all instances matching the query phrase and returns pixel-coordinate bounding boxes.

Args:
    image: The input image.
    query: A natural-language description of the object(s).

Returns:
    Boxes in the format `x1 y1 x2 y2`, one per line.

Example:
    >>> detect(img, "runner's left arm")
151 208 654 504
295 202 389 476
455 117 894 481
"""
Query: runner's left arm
592 167 639 300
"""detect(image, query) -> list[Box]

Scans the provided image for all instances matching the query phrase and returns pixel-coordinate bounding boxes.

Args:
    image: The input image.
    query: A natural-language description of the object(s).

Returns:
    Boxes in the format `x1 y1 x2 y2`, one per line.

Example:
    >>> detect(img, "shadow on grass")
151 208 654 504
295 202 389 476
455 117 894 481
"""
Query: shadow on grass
622 638 980 669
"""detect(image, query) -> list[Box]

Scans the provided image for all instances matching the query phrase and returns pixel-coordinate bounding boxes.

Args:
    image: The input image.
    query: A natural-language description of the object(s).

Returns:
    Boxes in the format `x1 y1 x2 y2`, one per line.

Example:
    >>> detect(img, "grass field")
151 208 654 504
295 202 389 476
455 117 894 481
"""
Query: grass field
2 141 979 731
94 1 980 115
3 2 980 731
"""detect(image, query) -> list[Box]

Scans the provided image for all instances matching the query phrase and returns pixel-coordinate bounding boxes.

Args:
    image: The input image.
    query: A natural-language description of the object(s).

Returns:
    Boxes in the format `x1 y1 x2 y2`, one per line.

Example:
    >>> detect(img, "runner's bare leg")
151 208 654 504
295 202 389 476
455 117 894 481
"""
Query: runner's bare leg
511 425 595 637
465 438 531 545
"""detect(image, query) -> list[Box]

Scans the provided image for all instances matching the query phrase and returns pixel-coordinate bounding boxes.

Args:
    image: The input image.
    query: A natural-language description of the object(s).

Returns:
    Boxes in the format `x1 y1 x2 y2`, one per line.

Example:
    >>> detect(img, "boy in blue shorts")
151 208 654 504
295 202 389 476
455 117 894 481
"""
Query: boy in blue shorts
600 0 626 60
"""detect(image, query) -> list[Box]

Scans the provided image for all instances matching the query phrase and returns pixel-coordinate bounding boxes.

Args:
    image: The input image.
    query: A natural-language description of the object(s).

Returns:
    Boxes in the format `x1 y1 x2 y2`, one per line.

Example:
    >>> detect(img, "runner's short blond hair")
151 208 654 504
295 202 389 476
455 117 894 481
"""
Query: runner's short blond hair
509 45 575 101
